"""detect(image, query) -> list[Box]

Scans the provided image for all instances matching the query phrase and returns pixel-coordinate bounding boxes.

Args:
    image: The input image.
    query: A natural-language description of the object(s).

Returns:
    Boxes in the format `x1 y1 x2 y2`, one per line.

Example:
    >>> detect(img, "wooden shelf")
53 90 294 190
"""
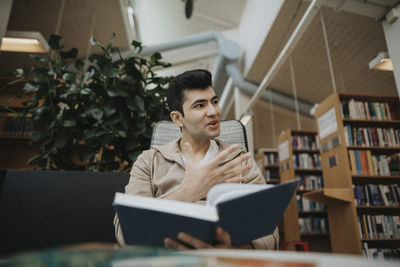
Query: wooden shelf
266 179 280 184
299 210 327 216
265 164 279 169
353 175 400 184
293 149 320 153
347 146 400 154
303 188 354 204
343 118 400 126
294 168 322 173
0 135 32 140
301 233 330 237
313 92 400 255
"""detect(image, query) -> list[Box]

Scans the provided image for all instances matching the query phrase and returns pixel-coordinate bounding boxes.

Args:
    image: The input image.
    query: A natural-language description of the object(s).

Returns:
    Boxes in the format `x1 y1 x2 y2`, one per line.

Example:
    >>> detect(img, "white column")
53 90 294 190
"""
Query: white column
0 0 13 46
382 6 400 97
234 87 254 154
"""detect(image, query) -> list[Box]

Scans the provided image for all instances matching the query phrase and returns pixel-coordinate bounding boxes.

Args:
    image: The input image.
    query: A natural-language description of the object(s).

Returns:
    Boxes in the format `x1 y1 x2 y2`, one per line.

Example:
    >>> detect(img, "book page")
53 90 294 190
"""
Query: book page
114 193 219 222
206 183 273 206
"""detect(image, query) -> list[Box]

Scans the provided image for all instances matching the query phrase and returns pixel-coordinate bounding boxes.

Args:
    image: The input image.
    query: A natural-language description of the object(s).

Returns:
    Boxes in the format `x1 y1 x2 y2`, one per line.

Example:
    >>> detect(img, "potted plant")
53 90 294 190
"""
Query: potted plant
12 34 172 171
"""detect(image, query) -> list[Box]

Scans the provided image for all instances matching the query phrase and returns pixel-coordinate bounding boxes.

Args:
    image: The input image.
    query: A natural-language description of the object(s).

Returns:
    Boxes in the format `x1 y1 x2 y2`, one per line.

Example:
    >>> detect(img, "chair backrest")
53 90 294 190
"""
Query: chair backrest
151 120 248 151
0 170 129 255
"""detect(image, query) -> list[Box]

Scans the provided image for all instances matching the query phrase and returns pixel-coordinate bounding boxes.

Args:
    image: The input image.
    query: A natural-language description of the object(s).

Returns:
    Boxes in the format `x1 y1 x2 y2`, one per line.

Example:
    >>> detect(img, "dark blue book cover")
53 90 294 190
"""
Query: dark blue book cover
114 179 299 247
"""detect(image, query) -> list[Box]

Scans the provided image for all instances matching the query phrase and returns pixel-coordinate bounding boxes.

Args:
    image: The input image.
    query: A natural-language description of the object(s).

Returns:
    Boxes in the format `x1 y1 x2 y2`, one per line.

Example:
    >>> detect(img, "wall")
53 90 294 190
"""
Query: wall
382 5 400 97
237 0 285 75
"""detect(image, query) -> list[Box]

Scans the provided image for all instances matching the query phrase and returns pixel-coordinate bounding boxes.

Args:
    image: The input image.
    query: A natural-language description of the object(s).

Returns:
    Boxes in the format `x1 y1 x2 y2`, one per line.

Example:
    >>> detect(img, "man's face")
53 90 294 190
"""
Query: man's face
179 86 221 141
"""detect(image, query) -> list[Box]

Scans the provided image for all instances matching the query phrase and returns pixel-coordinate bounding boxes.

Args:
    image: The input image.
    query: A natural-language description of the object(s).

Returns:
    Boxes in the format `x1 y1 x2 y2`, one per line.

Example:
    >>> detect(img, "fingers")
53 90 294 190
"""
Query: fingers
210 144 240 166
225 177 247 183
176 232 212 249
214 227 232 246
164 238 190 250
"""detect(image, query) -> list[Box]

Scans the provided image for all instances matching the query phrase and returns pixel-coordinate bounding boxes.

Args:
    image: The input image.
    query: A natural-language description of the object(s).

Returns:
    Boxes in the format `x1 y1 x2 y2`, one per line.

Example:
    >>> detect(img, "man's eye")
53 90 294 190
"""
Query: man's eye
213 100 219 105
194 104 203 108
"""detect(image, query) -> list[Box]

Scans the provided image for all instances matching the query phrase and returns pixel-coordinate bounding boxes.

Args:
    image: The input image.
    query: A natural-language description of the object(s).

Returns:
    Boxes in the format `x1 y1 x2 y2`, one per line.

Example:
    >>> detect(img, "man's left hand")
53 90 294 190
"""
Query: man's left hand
164 227 252 250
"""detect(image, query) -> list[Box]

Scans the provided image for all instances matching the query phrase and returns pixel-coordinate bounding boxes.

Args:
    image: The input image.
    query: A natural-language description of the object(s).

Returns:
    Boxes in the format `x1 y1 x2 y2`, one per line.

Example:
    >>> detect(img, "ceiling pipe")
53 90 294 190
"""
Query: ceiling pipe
225 62 314 117
119 30 314 116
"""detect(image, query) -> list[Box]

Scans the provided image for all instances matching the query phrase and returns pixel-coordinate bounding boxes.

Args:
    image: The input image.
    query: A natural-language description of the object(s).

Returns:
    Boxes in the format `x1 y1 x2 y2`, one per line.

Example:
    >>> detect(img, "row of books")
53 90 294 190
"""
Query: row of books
291 135 318 150
353 184 400 206
297 195 325 212
298 175 323 190
362 243 400 260
344 125 400 147
298 217 329 234
293 153 321 169
358 215 400 239
264 169 279 182
263 153 278 166
348 150 391 176
1 116 33 137
340 99 392 120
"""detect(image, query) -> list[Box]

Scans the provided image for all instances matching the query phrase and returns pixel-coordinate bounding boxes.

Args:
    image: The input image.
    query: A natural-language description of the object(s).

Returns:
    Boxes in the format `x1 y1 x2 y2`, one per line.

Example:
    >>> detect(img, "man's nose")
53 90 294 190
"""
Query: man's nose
206 103 218 116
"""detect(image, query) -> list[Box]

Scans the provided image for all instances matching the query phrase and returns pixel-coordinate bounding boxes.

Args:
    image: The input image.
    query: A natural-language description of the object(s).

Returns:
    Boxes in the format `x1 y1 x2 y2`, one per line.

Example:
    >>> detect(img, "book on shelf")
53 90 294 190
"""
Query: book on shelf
362 242 400 260
293 153 321 169
264 169 280 182
344 125 400 147
114 179 300 247
297 195 325 212
298 216 329 234
0 116 33 137
341 99 392 120
298 175 323 190
353 184 400 206
358 214 400 239
348 150 397 176
292 135 318 150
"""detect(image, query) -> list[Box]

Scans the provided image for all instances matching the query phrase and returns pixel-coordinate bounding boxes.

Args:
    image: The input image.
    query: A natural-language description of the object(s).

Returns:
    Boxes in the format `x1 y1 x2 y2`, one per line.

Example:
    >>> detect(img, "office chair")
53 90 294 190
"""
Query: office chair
150 120 248 151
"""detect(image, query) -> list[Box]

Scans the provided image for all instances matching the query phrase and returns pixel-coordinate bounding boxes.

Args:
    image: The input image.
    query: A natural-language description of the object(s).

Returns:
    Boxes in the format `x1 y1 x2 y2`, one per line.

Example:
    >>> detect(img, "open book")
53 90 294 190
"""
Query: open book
114 179 299 247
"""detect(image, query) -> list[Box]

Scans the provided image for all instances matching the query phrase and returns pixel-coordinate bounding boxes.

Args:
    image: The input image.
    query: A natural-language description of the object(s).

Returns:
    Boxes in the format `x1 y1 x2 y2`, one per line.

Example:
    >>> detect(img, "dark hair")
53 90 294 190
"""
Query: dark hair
167 69 212 116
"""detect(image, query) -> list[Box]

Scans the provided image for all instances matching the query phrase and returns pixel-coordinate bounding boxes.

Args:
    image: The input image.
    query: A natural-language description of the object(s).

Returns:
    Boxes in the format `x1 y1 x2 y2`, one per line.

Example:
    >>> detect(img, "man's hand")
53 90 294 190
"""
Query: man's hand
164 227 253 250
165 143 253 202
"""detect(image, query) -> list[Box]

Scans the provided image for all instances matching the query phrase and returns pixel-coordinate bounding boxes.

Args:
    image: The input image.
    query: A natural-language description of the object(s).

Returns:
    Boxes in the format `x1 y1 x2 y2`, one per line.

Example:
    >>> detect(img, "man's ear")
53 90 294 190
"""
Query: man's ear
170 111 183 128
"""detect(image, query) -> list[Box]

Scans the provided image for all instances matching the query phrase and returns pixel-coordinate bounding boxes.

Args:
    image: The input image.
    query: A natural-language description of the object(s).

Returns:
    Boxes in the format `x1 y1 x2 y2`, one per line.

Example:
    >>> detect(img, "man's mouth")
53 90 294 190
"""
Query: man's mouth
207 120 219 127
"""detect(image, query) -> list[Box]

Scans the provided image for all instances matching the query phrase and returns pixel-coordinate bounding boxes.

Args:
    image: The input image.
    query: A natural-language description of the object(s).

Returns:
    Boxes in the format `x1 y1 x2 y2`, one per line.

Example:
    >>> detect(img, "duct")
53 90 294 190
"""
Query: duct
120 31 228 93
117 30 313 116
225 63 313 117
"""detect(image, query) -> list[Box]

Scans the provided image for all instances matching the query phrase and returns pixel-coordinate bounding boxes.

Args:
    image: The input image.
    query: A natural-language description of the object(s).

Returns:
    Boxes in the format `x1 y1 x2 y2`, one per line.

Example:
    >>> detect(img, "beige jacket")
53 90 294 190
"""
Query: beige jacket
114 138 279 249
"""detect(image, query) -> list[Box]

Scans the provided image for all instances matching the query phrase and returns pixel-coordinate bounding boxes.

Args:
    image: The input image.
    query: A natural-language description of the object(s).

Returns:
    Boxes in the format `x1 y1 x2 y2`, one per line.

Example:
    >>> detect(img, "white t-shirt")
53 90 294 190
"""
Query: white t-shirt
182 140 219 166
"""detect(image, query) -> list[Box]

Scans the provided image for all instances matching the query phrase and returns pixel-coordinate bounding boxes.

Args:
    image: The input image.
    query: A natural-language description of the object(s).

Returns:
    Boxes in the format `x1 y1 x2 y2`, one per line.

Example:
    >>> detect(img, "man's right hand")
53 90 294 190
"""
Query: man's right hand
165 143 253 202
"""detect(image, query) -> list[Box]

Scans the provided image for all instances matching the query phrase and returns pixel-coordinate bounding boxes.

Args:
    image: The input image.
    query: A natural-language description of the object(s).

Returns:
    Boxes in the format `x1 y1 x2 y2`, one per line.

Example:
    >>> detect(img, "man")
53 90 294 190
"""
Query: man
114 69 279 250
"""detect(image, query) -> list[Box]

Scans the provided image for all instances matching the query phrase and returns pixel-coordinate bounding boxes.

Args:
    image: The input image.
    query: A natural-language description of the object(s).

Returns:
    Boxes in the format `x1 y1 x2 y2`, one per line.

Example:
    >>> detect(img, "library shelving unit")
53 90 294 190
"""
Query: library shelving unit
304 92 400 257
255 148 280 184
278 129 330 252
0 77 38 169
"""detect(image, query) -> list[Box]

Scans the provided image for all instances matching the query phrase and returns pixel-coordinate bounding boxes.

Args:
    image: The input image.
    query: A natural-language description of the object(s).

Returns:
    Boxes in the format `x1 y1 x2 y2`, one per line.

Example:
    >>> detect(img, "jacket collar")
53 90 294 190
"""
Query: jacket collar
152 138 245 168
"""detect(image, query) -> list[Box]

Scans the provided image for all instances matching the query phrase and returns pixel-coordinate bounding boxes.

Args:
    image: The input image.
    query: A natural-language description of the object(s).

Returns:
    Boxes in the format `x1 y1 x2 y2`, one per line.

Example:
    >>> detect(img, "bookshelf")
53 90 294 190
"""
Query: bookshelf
278 129 330 252
0 77 38 169
304 92 400 258
255 148 280 184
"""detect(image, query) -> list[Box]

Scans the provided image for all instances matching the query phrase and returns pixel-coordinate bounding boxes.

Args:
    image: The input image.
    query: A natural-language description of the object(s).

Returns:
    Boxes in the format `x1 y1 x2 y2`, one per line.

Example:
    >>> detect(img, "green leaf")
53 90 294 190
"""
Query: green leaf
23 83 39 93
60 47 78 59
14 68 24 77
131 40 142 52
55 131 68 148
134 95 145 111
62 120 76 127
90 109 103 121
48 34 62 50
118 130 127 138
80 88 92 95
75 59 84 70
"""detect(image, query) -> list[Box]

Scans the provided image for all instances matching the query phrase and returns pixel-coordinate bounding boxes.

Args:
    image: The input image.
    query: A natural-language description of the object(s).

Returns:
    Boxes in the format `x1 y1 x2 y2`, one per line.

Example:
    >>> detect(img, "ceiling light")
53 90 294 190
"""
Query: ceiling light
368 51 393 71
0 31 49 53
